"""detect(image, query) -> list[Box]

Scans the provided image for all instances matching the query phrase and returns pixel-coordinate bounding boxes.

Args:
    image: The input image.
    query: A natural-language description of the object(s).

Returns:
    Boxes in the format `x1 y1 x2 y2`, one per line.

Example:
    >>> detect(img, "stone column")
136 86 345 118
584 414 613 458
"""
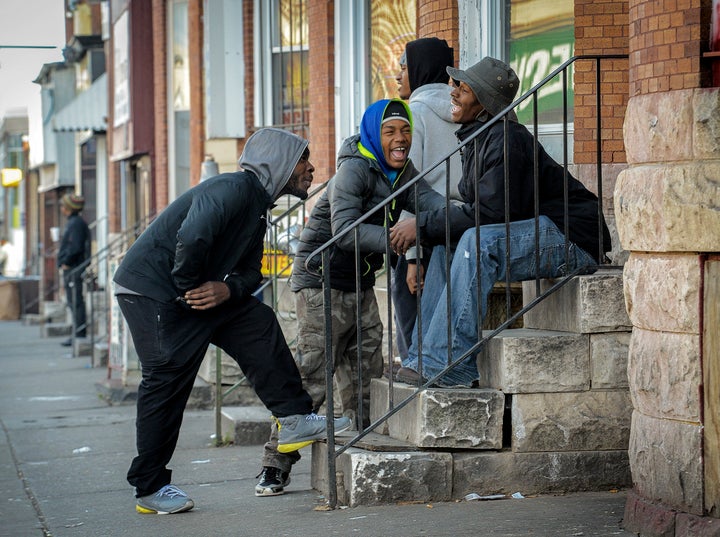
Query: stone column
617 87 720 531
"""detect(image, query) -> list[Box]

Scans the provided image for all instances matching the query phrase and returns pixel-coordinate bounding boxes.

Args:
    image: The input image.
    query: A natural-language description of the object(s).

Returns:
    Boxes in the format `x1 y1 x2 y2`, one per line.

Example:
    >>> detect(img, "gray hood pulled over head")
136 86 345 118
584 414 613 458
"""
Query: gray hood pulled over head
238 128 308 200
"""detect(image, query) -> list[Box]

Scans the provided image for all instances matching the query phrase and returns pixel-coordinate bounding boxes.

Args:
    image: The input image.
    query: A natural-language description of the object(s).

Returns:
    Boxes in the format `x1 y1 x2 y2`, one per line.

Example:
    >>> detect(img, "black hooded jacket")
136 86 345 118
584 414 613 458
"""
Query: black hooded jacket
417 119 611 262
405 37 453 92
114 128 309 303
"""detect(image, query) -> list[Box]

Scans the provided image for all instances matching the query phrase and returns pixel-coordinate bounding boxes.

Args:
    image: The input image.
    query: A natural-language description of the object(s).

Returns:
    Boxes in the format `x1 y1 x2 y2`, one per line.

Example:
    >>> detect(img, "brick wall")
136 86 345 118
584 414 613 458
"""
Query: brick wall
574 0 629 165
237 0 255 158
628 0 706 96
188 0 204 188
307 0 336 184
417 0 459 57
152 0 169 210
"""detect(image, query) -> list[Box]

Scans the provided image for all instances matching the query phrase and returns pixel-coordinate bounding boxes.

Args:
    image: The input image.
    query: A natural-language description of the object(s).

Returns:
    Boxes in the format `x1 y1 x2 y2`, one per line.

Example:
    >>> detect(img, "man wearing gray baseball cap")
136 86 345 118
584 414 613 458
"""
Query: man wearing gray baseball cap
390 56 611 387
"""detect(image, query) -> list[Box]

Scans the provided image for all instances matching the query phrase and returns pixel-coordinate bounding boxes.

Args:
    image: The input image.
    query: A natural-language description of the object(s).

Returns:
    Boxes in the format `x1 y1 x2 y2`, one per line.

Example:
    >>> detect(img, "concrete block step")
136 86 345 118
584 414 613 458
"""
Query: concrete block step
310 435 631 506
22 313 45 325
220 405 272 446
95 375 213 408
41 322 72 338
93 342 109 368
478 328 591 393
311 434 453 507
73 338 93 357
42 301 67 323
369 377 504 449
510 390 632 452
451 449 631 500
522 269 630 333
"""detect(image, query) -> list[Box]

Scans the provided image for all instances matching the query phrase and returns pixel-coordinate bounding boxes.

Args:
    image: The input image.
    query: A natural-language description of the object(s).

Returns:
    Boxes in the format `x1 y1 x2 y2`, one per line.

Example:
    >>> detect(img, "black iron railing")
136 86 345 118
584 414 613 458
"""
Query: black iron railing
301 54 627 508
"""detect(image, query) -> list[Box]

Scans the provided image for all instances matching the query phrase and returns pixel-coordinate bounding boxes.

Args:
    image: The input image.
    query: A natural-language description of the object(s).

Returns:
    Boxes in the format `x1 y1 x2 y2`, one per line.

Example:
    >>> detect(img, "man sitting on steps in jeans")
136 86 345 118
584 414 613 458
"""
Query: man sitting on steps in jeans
389 57 612 388
113 128 351 515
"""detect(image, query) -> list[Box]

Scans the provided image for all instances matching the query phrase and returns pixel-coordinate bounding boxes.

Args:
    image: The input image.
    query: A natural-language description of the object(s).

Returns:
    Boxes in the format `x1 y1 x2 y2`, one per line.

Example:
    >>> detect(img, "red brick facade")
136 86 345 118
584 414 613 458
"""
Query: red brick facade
308 0 336 185
417 0 459 56
574 0 629 165
628 0 707 95
152 0 169 210
188 0 204 189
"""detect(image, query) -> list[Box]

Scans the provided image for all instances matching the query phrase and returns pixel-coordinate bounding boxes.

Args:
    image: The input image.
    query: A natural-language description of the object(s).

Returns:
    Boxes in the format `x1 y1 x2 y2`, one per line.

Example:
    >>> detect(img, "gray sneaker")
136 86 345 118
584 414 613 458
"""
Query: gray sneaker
275 413 352 453
136 484 194 514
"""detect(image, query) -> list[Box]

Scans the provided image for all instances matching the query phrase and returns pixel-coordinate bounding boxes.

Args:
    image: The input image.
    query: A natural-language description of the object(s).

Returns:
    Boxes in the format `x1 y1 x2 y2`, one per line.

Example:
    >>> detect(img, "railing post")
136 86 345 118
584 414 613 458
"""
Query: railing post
215 345 223 447
322 248 338 508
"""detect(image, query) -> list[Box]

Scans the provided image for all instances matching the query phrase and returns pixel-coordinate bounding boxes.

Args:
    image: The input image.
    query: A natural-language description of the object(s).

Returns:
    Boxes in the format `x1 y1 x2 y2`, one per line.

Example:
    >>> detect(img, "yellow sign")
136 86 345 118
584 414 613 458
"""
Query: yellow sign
1 168 22 187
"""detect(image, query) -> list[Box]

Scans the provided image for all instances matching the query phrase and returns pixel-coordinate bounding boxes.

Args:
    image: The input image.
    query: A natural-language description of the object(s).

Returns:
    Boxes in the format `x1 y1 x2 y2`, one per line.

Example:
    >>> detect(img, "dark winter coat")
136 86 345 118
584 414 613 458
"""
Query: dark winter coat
114 128 309 303
418 119 611 262
57 213 90 269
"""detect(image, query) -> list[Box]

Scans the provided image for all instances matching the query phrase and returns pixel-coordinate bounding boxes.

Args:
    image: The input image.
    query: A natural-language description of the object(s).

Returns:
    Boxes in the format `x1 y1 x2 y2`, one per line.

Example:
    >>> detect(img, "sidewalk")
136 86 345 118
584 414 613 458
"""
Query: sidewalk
0 319 635 537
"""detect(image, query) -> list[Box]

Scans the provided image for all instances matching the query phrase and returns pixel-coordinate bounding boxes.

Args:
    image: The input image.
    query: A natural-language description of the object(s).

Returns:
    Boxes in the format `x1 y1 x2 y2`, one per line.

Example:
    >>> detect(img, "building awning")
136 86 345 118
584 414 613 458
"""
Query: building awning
53 73 107 132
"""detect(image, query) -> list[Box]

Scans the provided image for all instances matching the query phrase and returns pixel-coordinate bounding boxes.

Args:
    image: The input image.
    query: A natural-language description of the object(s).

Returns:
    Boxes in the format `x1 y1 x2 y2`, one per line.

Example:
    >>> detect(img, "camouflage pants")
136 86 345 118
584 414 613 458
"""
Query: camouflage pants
261 286 384 472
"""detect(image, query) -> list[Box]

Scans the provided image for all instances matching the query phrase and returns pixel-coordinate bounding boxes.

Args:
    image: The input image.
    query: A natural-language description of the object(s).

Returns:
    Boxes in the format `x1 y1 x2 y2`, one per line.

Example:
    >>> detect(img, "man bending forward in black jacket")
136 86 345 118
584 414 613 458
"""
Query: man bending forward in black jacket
113 128 350 515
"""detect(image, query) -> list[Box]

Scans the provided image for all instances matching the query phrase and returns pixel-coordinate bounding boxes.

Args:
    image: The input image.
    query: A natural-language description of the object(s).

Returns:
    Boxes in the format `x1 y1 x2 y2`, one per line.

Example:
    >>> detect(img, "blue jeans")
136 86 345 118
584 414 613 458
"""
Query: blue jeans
404 216 596 387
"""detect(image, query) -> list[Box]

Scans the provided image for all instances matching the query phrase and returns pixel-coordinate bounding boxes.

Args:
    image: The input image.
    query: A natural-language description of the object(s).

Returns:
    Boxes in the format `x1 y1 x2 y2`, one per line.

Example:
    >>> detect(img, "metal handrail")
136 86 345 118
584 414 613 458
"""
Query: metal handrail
303 54 627 508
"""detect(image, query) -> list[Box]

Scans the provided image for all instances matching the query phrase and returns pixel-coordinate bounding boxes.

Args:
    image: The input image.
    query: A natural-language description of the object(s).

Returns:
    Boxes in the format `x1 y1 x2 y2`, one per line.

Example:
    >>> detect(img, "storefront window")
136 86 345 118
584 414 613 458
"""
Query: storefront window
507 0 574 125
169 0 190 198
370 0 416 102
273 0 308 132
255 0 308 137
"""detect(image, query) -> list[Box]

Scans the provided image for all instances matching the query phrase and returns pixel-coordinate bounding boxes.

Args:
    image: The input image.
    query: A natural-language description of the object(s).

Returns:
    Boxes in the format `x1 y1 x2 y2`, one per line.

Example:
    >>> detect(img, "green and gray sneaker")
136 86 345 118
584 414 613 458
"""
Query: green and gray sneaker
275 413 352 453
136 484 194 514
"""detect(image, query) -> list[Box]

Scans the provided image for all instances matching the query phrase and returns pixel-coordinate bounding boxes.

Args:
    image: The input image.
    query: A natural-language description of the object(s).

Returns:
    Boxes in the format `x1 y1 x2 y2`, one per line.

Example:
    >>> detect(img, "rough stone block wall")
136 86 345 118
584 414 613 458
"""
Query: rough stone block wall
617 1 720 531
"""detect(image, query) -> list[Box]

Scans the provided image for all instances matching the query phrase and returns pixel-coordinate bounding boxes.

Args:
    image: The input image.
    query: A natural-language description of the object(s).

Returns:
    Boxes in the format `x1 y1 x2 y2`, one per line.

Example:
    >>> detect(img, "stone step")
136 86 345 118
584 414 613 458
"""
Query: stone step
478 328 591 393
93 342 109 368
42 301 67 323
311 432 453 507
477 327 629 393
522 269 630 333
22 313 45 325
41 322 72 338
95 375 214 408
310 436 630 507
369 377 504 449
510 390 632 452
220 405 272 446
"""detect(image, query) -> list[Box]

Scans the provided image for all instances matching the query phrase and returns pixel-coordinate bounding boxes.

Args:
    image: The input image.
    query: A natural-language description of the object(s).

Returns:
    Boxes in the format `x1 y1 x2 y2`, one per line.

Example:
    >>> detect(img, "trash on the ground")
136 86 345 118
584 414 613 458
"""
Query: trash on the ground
464 493 507 501
191 459 210 464
511 491 525 499
72 446 91 454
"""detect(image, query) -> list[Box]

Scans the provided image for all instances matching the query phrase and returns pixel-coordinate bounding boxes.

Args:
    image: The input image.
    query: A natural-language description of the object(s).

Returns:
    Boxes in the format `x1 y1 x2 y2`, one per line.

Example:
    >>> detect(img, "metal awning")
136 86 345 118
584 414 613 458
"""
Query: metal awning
53 73 107 132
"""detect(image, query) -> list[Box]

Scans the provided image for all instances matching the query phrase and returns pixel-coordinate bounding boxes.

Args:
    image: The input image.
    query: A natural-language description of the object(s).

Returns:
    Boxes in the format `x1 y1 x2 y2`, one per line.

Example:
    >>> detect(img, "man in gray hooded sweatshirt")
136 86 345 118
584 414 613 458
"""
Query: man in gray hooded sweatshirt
113 128 350 515
392 37 463 361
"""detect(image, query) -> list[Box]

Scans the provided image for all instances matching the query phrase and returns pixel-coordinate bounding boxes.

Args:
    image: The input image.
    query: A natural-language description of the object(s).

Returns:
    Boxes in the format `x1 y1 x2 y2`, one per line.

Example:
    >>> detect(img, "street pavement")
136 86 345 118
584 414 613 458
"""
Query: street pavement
0 319 636 537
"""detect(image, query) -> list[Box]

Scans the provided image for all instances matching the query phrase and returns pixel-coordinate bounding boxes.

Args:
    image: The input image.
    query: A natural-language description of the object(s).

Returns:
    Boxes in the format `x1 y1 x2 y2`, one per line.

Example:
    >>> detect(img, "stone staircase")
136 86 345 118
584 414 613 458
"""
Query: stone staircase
307 268 633 506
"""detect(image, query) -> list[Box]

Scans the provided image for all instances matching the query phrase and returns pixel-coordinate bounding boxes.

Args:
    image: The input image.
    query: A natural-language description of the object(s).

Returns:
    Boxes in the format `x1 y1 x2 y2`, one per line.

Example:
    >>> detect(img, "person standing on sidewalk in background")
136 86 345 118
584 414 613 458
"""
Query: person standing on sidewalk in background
113 128 351 515
254 99 446 497
392 37 463 363
390 57 611 387
57 193 90 347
